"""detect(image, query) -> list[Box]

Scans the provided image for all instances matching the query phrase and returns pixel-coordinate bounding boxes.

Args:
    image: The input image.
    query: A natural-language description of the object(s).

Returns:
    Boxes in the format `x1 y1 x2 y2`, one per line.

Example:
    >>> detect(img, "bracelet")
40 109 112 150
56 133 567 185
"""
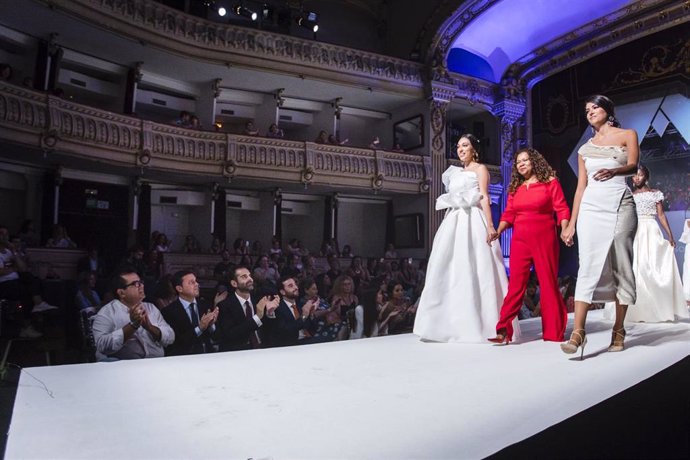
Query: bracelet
129 321 141 329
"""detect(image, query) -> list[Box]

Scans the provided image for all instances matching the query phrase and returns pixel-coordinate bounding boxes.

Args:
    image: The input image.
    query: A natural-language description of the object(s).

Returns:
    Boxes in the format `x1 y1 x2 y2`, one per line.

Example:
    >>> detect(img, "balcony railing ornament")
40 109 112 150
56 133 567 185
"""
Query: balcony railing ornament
137 149 151 166
301 165 315 187
371 173 384 191
40 129 59 150
222 158 237 179
419 178 431 193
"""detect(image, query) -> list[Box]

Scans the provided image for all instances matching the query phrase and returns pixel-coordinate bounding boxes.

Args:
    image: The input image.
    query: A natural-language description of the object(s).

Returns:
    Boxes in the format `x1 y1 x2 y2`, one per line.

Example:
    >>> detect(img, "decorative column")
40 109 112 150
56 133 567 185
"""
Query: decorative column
124 61 142 115
273 188 283 241
492 98 526 258
275 88 285 126
427 81 456 248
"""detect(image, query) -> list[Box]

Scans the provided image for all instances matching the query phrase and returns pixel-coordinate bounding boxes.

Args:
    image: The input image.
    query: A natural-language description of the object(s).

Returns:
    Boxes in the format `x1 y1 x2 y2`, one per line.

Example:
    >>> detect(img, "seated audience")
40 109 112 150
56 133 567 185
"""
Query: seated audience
369 136 381 149
350 288 380 339
331 275 358 332
17 219 39 248
46 224 76 248
397 258 418 301
174 111 192 128
92 269 174 361
390 143 405 153
182 234 200 253
346 256 371 292
233 237 249 255
213 249 234 282
151 274 177 310
326 254 342 281
263 275 316 347
75 270 101 315
210 235 225 254
253 254 280 288
299 277 339 342
250 240 263 256
384 243 398 259
378 281 414 335
162 270 220 356
214 266 279 351
190 115 202 130
123 245 147 277
77 245 107 282
269 237 283 257
154 233 171 253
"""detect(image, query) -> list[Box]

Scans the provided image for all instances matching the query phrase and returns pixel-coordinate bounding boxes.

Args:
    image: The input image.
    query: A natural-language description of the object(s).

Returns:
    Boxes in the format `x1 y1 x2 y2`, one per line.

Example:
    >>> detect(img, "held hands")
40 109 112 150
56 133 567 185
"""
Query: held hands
302 299 317 317
486 227 499 245
593 168 615 181
561 226 575 247
257 296 281 317
129 303 145 325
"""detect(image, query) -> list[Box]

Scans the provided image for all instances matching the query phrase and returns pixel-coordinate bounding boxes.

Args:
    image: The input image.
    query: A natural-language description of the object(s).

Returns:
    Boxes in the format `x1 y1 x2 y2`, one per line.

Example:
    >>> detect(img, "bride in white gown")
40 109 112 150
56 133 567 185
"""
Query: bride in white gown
413 134 519 343
621 166 688 322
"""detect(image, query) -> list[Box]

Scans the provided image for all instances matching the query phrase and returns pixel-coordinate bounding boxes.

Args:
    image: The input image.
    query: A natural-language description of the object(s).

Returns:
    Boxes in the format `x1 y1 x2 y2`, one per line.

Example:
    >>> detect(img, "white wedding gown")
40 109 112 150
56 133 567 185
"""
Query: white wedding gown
413 166 519 343
611 191 689 322
681 220 690 303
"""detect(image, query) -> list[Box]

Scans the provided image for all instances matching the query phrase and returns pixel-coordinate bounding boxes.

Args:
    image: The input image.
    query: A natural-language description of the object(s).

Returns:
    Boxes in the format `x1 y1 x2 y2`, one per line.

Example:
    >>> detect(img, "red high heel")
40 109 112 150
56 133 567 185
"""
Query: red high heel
487 329 511 345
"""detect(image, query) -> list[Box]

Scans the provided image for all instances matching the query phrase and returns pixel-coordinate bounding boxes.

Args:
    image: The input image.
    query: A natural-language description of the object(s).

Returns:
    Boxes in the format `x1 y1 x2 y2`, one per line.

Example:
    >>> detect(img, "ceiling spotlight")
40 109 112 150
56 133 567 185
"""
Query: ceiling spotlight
218 7 227 16
235 5 258 21
297 11 319 33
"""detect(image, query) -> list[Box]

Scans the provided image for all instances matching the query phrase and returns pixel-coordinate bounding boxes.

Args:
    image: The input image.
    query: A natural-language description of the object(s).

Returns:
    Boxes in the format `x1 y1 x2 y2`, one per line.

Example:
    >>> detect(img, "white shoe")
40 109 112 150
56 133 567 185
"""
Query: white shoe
19 325 43 338
32 301 59 313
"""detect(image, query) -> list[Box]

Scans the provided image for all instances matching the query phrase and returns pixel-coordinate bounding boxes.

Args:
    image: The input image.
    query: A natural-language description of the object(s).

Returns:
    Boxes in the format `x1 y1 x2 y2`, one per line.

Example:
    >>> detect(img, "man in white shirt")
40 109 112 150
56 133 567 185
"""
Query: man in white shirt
92 269 174 361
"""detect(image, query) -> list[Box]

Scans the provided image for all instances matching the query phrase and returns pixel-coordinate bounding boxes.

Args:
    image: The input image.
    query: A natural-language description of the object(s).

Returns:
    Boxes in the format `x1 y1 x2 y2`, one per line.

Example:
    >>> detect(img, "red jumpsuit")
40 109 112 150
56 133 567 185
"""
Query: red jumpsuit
495 179 571 341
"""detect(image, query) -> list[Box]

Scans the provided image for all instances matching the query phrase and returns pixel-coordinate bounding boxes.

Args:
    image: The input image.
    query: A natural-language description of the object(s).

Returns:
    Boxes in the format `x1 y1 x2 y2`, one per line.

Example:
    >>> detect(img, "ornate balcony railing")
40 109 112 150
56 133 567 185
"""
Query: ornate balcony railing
0 83 430 193
41 0 425 92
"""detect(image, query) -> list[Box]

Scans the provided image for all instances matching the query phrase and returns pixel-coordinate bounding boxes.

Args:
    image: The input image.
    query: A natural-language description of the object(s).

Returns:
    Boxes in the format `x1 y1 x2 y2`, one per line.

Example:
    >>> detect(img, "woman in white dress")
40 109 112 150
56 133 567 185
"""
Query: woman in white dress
413 134 519 343
561 95 639 357
680 220 690 305
624 166 688 321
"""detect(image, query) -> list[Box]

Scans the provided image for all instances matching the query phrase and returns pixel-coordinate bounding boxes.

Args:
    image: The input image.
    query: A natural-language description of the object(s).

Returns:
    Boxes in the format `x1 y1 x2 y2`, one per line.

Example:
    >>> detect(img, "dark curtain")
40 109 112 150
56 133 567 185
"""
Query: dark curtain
40 172 56 244
323 196 333 242
136 183 151 249
273 192 282 242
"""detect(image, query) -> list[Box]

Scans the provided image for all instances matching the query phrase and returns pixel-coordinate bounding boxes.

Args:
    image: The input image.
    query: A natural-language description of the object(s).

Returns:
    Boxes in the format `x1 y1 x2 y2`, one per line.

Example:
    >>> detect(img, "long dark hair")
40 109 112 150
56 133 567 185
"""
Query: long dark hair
351 288 379 338
585 94 620 128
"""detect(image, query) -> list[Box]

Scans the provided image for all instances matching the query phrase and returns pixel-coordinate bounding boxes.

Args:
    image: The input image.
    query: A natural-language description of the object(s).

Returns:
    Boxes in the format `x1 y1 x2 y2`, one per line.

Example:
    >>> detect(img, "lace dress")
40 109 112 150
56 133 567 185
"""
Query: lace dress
624 191 688 322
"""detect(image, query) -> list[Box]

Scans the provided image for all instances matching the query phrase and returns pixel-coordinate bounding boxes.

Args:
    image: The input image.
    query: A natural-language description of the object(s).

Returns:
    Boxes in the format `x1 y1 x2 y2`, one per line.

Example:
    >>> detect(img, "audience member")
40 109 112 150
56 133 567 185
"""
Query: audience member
346 256 371 292
77 244 107 280
250 240 263 256
17 219 39 248
341 245 353 258
190 115 202 130
124 245 147 277
182 234 200 253
213 249 234 282
210 235 225 254
378 281 413 335
162 270 220 356
174 111 192 128
263 275 316 347
331 275 358 333
253 254 280 288
299 277 339 342
390 143 405 153
154 233 171 253
92 269 174 361
214 266 279 351
243 121 259 136
266 123 284 138
151 274 177 310
314 130 328 144
232 237 249 255
328 134 348 145
46 224 76 248
0 63 13 82
326 254 342 281
269 237 283 257
350 288 380 339
384 243 398 259
369 136 381 149
75 270 101 315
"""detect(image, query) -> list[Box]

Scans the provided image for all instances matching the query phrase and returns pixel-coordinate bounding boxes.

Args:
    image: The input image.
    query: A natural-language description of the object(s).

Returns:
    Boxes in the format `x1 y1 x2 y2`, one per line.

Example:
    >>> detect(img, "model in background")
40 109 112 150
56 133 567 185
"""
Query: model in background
623 165 688 322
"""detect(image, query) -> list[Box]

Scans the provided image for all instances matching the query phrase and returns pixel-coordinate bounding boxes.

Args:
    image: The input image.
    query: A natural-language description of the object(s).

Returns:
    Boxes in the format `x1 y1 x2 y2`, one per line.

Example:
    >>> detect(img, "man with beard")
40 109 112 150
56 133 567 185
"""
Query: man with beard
263 275 317 347
214 266 279 351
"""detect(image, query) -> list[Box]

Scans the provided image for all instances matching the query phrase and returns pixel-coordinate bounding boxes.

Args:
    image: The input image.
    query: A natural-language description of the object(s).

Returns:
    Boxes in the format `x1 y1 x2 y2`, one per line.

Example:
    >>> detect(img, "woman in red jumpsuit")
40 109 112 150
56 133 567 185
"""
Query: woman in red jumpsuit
488 147 571 343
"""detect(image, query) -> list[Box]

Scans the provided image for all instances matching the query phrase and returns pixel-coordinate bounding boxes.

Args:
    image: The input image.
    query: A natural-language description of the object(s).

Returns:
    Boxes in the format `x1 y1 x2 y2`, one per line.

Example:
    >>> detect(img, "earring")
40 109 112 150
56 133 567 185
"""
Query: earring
607 115 615 126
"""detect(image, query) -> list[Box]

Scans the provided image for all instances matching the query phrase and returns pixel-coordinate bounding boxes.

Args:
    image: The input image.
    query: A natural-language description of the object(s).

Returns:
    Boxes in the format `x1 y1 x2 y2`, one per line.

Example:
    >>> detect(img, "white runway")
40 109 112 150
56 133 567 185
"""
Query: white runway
6 310 690 459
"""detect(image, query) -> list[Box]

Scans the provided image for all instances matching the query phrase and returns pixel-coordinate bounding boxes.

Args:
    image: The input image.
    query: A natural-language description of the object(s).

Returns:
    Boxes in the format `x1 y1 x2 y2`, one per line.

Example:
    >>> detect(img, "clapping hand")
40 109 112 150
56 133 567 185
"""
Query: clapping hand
200 307 218 331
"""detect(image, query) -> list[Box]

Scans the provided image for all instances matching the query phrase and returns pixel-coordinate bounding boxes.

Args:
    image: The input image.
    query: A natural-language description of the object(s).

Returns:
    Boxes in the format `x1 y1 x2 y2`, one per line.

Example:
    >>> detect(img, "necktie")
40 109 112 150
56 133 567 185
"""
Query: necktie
189 302 199 328
245 300 260 349
291 304 299 319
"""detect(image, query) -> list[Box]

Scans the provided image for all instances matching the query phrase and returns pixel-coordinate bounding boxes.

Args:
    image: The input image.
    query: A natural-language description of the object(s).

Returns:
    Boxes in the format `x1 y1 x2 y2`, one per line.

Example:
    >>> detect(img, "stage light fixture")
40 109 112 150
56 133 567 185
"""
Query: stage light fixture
296 11 319 33
235 5 258 21
218 6 227 16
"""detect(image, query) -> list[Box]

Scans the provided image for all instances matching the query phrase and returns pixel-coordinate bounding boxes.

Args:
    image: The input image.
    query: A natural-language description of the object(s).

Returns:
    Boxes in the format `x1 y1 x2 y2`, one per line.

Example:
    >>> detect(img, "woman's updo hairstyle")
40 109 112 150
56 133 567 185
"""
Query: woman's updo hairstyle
460 133 481 162
585 94 620 128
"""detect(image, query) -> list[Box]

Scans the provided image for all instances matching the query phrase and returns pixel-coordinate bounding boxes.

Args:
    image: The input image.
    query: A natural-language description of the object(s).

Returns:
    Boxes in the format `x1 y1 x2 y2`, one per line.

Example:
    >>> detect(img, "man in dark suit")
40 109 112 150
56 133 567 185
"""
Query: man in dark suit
162 270 219 356
263 275 317 348
215 266 279 352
